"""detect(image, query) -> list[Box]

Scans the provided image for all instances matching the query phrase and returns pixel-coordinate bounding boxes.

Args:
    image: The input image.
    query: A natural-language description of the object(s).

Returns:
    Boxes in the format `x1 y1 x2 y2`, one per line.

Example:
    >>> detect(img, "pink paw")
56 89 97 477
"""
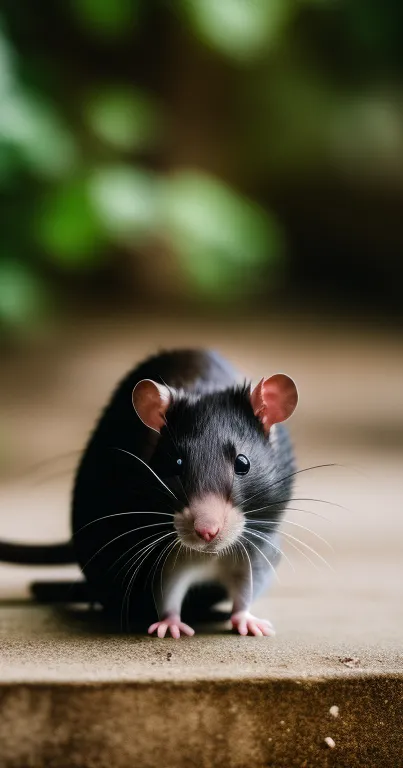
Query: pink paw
148 614 195 639
231 611 275 637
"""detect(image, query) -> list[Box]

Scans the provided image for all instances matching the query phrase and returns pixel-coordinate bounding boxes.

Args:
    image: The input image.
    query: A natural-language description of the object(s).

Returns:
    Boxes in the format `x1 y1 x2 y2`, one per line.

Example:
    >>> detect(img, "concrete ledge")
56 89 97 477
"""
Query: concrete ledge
1 677 402 768
1 319 402 767
0 602 402 767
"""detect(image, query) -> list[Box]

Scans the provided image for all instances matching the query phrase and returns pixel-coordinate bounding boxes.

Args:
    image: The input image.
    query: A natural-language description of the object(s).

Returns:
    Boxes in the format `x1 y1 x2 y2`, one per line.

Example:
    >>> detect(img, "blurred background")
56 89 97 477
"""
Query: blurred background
0 0 402 635
0 0 403 331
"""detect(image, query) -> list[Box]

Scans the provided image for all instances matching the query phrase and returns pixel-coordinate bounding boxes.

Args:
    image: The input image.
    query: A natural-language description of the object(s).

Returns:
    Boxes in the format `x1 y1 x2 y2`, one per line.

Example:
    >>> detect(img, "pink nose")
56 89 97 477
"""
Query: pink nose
194 525 219 543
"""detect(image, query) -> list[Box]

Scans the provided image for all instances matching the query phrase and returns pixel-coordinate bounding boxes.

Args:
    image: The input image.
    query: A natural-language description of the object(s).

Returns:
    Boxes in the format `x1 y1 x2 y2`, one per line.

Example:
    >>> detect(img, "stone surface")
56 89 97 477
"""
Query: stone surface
0 313 402 766
0 678 402 768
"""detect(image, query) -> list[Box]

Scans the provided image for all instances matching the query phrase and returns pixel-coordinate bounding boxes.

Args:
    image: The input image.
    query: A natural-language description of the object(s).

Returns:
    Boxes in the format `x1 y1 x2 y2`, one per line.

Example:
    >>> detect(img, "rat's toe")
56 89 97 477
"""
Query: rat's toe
148 617 195 638
178 621 195 636
231 611 275 637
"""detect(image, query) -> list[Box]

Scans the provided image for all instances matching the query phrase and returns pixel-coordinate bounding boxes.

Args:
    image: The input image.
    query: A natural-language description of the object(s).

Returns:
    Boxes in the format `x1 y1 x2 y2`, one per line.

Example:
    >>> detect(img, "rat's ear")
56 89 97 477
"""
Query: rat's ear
250 374 298 435
132 379 171 433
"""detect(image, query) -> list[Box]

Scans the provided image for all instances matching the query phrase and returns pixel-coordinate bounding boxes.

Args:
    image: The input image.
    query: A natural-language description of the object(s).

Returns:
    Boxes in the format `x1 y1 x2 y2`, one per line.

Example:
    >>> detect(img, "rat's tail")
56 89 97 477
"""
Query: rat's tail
0 540 75 565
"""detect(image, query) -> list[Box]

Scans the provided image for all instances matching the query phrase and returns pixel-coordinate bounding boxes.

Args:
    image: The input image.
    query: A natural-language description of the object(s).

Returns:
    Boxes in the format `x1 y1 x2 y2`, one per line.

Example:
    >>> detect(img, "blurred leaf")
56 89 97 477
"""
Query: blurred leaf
0 143 22 185
71 0 137 38
0 258 46 326
36 180 105 268
328 94 403 176
180 0 293 60
0 22 15 98
85 87 160 151
161 171 283 298
88 166 158 240
0 92 77 179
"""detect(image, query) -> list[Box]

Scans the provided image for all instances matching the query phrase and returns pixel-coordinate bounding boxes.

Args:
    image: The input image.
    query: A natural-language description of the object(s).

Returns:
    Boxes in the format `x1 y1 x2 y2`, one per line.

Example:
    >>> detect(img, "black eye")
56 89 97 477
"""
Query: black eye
234 454 250 475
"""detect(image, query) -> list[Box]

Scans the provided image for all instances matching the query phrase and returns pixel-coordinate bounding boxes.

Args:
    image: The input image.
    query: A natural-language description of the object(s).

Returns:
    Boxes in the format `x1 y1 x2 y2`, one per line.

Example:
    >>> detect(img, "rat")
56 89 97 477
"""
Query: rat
0 349 298 638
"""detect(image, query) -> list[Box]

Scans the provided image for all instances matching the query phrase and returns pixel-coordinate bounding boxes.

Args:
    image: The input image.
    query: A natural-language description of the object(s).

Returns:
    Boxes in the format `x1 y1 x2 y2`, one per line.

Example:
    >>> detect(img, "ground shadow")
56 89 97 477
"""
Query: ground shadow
22 579 233 637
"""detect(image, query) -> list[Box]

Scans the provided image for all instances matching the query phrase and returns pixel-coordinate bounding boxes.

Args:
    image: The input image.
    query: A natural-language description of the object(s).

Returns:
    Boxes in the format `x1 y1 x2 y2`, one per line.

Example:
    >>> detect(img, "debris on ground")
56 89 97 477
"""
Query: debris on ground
324 737 336 749
329 705 339 718
167 652 172 661
339 656 361 668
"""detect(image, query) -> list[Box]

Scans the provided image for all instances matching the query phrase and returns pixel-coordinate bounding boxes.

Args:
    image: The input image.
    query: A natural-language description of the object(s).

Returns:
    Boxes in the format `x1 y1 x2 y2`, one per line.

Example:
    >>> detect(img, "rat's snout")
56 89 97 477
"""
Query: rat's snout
174 493 244 552
194 524 219 543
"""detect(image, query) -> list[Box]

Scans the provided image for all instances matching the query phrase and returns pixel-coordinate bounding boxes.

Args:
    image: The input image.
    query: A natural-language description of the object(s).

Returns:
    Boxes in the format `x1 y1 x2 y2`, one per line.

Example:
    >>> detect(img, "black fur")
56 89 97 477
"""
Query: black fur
71 349 295 626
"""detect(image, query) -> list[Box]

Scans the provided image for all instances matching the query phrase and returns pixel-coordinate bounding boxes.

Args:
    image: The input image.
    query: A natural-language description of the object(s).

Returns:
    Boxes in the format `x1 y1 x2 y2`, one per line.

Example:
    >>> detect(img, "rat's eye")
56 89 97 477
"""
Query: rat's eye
176 458 183 468
234 454 250 475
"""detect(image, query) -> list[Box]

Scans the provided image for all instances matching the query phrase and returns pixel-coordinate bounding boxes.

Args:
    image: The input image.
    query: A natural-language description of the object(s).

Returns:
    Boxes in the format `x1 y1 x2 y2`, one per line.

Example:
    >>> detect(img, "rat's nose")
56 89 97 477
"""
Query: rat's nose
194 525 219 543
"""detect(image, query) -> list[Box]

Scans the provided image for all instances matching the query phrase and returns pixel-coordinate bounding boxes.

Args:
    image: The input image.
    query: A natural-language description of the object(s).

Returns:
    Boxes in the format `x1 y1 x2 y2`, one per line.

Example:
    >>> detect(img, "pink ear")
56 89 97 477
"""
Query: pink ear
250 374 298 435
132 379 171 432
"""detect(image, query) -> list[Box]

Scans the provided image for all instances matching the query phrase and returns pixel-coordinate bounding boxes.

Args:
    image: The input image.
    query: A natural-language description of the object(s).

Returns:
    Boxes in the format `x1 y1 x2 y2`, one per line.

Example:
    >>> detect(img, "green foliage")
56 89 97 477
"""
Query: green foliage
0 259 46 326
71 0 138 38
85 87 160 152
89 166 158 240
0 92 77 179
180 0 294 61
161 171 282 297
0 0 403 330
36 180 106 268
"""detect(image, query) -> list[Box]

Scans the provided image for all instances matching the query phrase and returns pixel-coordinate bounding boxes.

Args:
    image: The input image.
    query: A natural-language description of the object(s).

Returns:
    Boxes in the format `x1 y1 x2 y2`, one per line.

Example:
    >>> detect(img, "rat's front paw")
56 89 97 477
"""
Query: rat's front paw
231 611 275 637
148 614 195 639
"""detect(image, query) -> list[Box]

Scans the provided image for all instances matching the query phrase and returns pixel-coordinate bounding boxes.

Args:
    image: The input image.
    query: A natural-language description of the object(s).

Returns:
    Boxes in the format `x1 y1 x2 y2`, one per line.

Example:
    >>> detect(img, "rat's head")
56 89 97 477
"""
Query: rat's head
132 375 298 554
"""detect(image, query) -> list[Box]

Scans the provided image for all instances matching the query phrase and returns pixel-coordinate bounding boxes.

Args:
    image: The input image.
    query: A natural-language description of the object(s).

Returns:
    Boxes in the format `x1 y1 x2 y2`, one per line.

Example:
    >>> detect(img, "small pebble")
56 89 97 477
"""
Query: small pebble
167 652 172 661
324 737 336 749
329 705 339 718
339 656 360 668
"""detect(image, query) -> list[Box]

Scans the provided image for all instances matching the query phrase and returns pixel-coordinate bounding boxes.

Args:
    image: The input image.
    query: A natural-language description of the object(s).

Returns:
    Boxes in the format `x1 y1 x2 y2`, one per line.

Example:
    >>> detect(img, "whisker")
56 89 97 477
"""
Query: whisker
229 542 239 566
147 536 176 591
130 485 178 508
6 450 82 485
121 530 176 630
172 541 184 571
30 468 76 487
286 497 348 511
160 538 179 599
237 539 254 601
114 535 162 604
245 505 329 521
279 535 320 571
111 526 174 578
241 463 340 508
160 412 190 504
240 534 280 583
119 530 176 584
177 476 190 506
124 534 176 616
268 463 341 491
244 528 295 573
149 537 179 616
247 519 333 550
157 381 190 508
279 530 334 571
75 510 174 536
81 521 174 573
246 497 347 515
113 447 179 500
